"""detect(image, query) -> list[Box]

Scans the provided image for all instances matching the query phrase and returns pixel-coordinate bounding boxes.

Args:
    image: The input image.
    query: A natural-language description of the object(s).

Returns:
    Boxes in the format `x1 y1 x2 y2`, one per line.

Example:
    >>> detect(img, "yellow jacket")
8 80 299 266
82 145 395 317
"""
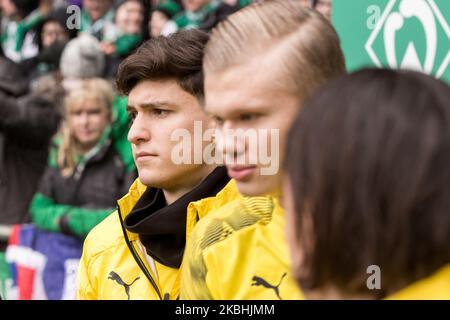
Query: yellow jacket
180 196 304 300
387 264 450 300
76 178 240 300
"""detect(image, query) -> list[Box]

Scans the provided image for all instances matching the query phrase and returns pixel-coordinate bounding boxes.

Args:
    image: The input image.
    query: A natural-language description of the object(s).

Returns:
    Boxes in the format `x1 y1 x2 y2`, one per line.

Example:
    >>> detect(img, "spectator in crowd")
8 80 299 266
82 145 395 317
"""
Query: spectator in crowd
17 6 79 114
180 0 345 299
0 0 51 62
0 56 60 250
283 69 450 300
77 30 240 300
80 0 115 40
172 0 219 30
20 6 78 85
69 0 82 7
52 0 73 8
29 67 66 116
10 78 135 299
37 6 76 49
30 78 136 241
148 0 180 37
312 0 331 20
59 31 134 174
101 0 145 77
199 0 252 32
59 33 106 90
102 0 144 55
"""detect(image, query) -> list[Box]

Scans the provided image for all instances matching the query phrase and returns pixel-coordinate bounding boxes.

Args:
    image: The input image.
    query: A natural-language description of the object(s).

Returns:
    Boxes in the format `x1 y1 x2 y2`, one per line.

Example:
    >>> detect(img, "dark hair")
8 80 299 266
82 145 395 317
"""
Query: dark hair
36 7 78 50
311 0 329 8
116 29 209 99
284 68 450 298
11 0 39 18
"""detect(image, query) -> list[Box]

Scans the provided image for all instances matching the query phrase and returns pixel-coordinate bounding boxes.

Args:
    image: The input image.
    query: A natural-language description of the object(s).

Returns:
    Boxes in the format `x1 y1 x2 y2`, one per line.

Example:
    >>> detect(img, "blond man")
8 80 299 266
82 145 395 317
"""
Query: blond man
180 0 346 299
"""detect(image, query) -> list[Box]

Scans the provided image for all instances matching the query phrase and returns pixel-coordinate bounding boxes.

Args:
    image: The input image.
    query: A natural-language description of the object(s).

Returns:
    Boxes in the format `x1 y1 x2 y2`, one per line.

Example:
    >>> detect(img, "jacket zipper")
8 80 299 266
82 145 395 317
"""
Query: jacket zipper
117 205 163 300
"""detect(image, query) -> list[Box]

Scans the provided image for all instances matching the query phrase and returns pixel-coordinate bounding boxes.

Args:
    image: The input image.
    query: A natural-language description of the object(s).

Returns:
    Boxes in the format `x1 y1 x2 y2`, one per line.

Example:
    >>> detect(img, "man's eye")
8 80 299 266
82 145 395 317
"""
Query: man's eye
213 116 224 125
240 114 258 121
128 111 137 120
152 109 171 116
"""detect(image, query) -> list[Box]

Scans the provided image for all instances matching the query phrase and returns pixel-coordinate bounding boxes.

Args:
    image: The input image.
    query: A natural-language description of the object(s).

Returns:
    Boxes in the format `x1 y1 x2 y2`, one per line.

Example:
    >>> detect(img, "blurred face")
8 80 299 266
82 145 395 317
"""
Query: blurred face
315 0 332 20
42 21 69 48
70 99 110 151
299 0 310 7
83 0 112 21
150 11 169 38
205 55 301 196
115 1 144 34
0 0 18 17
183 0 210 13
127 80 214 190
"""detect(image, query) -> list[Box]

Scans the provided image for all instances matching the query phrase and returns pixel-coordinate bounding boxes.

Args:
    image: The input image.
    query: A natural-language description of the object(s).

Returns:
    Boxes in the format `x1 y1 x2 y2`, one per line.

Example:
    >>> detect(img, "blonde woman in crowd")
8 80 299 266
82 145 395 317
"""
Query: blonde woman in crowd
31 78 136 240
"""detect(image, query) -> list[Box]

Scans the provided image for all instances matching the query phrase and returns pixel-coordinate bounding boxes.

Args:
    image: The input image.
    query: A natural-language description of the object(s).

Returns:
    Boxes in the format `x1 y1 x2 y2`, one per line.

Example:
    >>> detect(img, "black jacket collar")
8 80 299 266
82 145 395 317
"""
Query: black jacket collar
124 166 229 268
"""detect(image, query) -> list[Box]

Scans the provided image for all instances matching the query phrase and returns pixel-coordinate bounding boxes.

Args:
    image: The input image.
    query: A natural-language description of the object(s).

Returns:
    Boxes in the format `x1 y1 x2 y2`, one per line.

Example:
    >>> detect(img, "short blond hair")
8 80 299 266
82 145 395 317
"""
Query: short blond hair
204 0 346 98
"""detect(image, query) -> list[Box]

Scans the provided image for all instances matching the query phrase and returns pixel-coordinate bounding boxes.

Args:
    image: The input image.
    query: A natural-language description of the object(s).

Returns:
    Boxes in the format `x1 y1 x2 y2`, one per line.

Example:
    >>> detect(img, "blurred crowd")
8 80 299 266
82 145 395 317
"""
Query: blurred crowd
1 0 448 303
0 0 255 300
0 0 333 300
0 0 335 236
0 1 261 228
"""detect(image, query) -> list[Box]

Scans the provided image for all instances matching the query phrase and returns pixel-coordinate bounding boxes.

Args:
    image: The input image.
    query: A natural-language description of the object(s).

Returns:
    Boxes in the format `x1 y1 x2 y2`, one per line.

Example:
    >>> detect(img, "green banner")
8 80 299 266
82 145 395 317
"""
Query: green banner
333 0 450 83
0 252 12 300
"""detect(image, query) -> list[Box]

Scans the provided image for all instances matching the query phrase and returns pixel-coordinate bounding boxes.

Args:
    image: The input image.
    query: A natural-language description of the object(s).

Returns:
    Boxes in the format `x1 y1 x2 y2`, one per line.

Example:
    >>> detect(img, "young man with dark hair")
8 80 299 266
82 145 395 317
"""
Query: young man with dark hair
77 30 240 300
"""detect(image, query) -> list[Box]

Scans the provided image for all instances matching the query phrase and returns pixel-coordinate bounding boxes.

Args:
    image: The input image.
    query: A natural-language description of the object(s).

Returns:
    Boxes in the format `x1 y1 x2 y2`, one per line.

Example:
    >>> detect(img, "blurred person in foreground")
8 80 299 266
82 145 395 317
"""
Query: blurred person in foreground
283 69 450 300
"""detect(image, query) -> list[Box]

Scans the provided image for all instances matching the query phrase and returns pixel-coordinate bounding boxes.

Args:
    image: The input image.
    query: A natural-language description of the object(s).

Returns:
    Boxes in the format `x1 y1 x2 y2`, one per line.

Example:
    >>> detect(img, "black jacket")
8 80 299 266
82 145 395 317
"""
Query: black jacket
40 138 135 209
0 57 61 227
31 134 137 239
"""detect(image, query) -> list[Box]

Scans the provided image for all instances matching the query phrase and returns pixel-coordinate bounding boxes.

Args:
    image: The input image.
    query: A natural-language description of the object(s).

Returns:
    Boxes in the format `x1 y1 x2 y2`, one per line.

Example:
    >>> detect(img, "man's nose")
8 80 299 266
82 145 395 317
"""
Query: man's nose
128 115 150 145
216 121 246 163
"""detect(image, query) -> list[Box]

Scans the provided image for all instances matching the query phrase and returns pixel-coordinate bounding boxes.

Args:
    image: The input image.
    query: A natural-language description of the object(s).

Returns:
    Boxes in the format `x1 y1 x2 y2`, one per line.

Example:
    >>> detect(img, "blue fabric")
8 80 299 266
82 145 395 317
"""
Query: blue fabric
12 224 83 300
33 227 82 299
